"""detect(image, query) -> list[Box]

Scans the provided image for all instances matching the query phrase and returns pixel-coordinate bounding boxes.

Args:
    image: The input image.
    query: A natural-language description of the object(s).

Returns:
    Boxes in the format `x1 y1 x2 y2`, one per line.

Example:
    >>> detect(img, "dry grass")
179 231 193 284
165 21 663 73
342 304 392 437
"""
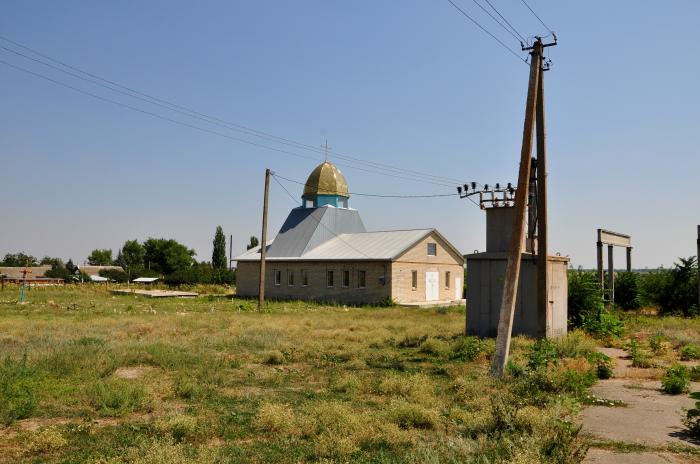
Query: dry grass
0 284 594 463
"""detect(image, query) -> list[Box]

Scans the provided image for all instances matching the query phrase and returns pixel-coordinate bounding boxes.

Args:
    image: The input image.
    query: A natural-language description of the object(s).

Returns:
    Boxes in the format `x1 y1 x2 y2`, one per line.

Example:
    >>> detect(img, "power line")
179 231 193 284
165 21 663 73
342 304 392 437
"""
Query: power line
445 0 527 64
519 0 554 34
0 56 463 189
0 59 325 163
482 0 527 43
468 0 525 45
0 35 468 187
272 173 458 198
270 174 373 259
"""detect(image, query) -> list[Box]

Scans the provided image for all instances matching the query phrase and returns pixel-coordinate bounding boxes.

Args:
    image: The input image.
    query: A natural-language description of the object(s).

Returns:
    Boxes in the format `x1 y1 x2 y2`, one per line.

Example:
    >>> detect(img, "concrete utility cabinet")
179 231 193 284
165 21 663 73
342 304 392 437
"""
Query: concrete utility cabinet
466 206 569 338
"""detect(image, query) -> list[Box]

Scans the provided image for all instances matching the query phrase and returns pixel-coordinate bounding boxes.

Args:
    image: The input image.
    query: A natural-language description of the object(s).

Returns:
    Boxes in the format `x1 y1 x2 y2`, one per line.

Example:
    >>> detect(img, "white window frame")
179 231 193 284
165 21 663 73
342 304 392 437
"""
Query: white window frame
411 270 418 291
427 243 437 256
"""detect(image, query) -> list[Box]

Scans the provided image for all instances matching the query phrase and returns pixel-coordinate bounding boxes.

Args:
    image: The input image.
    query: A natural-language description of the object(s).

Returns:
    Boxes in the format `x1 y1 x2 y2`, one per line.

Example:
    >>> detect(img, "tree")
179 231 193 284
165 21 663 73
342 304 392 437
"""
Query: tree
143 238 195 275
65 259 78 274
658 256 698 317
247 236 259 250
120 240 145 268
40 256 64 268
212 226 227 270
87 249 113 265
1 253 38 267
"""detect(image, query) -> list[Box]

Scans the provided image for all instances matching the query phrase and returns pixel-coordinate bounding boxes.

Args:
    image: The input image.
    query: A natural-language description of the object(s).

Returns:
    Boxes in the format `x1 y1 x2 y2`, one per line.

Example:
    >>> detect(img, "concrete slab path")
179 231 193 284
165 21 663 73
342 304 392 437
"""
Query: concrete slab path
582 346 700 464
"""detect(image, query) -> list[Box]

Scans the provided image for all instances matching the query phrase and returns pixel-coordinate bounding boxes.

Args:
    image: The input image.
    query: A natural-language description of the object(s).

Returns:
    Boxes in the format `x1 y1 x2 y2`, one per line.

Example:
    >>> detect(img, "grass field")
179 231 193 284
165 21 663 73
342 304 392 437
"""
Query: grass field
1 284 695 463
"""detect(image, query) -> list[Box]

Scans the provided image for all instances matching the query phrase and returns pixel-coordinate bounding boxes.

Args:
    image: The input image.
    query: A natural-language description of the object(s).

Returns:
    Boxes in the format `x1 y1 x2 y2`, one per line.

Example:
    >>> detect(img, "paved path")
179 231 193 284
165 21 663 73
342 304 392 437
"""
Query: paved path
582 347 699 463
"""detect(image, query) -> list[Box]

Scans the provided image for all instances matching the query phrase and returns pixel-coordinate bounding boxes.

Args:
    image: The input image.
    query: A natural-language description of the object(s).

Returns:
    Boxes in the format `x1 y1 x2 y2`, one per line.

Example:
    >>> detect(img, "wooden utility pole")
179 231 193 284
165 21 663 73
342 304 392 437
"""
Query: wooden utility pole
229 234 233 270
258 168 271 310
697 225 699 311
536 67 549 338
491 40 542 377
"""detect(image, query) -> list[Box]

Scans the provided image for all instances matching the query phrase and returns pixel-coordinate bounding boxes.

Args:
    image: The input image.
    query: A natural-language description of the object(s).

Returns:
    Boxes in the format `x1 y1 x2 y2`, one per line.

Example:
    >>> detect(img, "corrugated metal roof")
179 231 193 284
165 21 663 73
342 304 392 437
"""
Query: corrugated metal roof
0 266 51 279
303 229 433 260
236 229 434 261
132 277 159 283
265 206 365 258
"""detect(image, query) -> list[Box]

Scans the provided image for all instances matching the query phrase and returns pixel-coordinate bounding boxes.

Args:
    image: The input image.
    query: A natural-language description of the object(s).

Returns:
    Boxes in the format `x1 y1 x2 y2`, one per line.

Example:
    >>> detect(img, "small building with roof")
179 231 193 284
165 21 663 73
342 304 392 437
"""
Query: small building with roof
235 161 464 305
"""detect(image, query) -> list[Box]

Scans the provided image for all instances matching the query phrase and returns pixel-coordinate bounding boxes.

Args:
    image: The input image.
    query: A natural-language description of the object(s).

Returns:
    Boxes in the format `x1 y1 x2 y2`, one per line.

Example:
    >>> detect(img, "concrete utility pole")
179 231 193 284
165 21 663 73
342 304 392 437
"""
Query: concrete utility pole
536 67 549 337
491 40 542 378
258 168 271 310
608 245 615 303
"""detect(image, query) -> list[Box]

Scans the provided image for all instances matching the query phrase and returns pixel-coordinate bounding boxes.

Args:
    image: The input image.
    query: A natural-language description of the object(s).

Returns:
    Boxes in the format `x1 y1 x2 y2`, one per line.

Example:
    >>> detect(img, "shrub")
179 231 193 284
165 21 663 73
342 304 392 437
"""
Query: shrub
23 426 67 454
253 403 298 435
661 364 690 395
581 310 624 338
640 257 698 317
450 336 485 362
628 339 653 368
593 354 614 379
691 366 700 382
329 373 361 393
680 344 700 361
99 269 129 283
648 333 667 355
174 375 201 400
387 400 438 430
614 272 640 310
418 338 450 358
377 373 435 406
638 269 672 307
568 270 604 328
0 356 39 425
87 378 149 416
684 392 700 439
262 350 285 365
154 414 203 443
527 339 559 370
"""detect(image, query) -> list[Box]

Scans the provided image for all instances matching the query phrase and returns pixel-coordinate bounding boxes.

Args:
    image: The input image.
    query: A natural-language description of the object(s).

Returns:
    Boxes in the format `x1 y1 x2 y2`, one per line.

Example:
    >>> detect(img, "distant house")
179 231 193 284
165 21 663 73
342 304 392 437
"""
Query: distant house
235 161 464 305
0 266 64 285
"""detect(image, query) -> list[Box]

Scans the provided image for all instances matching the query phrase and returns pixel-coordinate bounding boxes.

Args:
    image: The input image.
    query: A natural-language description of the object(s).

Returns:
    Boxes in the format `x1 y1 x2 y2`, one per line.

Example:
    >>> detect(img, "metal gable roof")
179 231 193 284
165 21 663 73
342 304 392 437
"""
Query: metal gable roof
235 229 442 261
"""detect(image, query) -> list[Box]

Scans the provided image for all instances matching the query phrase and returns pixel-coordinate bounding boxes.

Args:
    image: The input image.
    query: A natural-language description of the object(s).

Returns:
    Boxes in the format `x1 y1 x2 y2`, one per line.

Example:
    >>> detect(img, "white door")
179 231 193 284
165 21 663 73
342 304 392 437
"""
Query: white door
425 271 439 301
455 277 462 300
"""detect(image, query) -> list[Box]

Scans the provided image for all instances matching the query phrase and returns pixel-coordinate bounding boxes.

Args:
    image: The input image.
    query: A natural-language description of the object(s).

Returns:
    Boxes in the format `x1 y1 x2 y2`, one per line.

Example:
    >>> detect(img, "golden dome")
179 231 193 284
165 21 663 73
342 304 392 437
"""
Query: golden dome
303 161 349 198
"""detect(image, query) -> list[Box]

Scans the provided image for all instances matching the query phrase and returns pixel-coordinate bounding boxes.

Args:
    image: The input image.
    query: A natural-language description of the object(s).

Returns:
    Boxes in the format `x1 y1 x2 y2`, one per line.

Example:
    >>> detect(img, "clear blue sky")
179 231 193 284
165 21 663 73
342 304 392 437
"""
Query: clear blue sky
2 1 698 268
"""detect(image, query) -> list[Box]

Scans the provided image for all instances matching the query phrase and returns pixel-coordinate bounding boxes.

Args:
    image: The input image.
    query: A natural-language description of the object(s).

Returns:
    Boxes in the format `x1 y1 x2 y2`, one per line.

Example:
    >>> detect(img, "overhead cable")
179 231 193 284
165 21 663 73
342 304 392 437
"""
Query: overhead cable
519 0 554 34
0 35 467 187
445 0 527 64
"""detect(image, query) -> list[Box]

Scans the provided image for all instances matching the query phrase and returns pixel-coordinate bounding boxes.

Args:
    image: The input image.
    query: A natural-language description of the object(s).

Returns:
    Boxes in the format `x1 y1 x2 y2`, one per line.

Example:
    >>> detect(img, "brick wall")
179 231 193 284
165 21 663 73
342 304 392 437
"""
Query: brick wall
391 233 465 303
236 260 391 304
235 231 464 305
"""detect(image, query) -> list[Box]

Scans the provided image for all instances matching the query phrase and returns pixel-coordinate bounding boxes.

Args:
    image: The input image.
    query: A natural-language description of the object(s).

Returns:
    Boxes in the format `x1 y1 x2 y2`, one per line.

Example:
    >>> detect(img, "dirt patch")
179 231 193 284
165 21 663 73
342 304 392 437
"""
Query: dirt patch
113 365 155 380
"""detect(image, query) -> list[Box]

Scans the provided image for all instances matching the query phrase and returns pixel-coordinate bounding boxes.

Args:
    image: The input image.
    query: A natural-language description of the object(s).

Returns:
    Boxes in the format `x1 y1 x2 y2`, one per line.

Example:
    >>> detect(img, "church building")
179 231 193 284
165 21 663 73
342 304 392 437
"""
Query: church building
235 161 464 305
